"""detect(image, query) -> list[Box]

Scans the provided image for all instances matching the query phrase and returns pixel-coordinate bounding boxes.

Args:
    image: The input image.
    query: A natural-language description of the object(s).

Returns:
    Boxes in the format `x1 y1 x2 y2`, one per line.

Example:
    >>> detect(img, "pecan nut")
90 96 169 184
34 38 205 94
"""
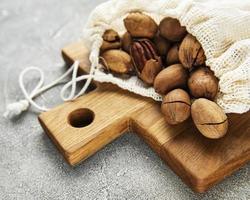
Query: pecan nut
100 49 134 75
100 29 121 52
130 39 162 85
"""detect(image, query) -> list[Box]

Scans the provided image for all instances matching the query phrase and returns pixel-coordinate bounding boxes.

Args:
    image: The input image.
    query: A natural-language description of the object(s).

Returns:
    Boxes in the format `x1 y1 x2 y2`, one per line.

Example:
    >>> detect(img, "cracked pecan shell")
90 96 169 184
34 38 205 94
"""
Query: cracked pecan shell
179 34 206 69
130 39 162 85
161 89 191 125
191 98 228 139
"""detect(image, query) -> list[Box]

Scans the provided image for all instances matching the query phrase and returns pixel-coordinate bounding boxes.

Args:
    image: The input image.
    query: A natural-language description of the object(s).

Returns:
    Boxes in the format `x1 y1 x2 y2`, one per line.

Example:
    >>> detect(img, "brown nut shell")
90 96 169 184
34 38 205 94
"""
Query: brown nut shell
100 50 133 74
102 29 120 41
100 29 121 52
154 64 188 95
121 32 132 53
188 67 218 100
161 89 191 125
124 12 158 38
130 39 162 85
153 33 171 56
166 43 180 65
179 34 206 69
191 98 228 139
159 17 187 42
101 41 121 52
140 59 162 85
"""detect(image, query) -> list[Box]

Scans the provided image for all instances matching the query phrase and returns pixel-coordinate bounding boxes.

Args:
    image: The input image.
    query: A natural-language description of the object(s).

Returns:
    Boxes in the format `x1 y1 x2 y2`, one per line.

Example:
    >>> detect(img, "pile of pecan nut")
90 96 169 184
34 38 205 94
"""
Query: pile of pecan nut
99 12 228 139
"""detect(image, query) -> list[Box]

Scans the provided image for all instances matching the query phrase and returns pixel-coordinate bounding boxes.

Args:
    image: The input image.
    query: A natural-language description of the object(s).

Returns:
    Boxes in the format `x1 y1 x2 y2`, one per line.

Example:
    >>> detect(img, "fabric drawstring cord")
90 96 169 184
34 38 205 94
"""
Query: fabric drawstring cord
3 61 96 119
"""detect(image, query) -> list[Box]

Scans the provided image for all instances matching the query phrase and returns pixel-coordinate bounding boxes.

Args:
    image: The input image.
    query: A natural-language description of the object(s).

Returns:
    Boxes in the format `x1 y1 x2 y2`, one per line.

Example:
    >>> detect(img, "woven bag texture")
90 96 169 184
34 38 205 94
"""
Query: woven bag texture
83 0 250 114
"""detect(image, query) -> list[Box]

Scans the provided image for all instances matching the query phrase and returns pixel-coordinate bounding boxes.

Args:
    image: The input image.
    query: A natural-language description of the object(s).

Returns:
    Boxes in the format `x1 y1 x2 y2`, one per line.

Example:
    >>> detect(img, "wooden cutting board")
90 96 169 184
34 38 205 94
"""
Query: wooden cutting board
38 41 250 193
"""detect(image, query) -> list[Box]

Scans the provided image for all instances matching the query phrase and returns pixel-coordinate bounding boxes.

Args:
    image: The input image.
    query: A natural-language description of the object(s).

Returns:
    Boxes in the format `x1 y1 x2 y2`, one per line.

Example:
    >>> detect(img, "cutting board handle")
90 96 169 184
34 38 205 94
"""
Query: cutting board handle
39 85 150 165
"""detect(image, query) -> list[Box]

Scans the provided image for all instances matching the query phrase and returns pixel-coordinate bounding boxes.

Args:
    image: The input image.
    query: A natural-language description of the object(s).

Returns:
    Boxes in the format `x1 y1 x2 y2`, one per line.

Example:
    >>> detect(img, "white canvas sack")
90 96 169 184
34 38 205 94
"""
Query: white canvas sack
83 0 250 114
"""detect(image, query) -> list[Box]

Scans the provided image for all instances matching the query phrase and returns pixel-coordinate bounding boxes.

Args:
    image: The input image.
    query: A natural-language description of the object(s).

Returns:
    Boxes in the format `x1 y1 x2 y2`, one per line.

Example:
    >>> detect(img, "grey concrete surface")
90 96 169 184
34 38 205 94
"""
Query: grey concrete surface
0 0 249 199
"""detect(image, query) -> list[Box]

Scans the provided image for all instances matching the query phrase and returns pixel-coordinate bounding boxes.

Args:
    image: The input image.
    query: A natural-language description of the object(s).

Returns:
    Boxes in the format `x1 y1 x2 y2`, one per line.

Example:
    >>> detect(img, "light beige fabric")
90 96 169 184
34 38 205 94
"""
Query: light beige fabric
83 0 250 114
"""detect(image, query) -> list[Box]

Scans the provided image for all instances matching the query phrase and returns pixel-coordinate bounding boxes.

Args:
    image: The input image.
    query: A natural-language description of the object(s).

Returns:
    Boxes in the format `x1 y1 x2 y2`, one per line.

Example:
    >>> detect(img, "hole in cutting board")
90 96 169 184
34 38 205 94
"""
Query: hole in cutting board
68 108 94 128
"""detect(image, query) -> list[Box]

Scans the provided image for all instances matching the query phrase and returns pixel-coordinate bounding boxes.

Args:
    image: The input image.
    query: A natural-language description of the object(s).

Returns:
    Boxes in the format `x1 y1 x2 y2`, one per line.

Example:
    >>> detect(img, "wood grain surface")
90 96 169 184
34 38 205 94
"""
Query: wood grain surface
38 41 250 193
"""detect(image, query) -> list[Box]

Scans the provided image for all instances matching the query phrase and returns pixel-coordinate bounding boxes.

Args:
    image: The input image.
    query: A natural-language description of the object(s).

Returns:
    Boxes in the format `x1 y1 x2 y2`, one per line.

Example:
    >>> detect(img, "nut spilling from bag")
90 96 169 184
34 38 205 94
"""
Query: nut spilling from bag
99 13 227 139
130 39 162 85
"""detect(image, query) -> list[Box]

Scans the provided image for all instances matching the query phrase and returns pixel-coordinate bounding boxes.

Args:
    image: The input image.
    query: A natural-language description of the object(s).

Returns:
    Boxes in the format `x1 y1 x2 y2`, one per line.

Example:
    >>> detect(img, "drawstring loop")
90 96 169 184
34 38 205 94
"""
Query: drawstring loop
3 61 95 119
